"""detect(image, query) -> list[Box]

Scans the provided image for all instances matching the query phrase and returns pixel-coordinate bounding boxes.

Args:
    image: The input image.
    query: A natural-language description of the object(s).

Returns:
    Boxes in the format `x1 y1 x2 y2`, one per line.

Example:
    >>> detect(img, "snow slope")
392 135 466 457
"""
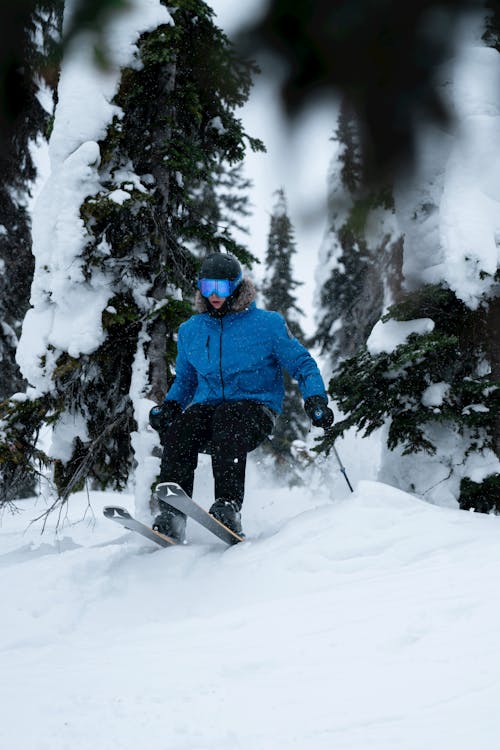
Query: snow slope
2 468 500 750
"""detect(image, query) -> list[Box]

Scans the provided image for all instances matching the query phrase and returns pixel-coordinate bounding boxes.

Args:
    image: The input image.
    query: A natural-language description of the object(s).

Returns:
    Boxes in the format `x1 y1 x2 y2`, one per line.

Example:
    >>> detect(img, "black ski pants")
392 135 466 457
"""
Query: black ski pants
160 400 275 509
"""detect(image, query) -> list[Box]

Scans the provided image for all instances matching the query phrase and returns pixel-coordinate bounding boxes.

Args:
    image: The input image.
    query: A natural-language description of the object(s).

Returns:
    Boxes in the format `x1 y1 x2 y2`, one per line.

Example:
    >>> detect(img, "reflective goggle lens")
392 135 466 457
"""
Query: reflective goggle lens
197 274 242 298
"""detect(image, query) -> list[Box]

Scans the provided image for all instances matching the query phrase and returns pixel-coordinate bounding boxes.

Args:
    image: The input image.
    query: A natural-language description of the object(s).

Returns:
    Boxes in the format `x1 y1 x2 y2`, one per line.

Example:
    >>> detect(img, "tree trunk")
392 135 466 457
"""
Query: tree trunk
147 60 177 403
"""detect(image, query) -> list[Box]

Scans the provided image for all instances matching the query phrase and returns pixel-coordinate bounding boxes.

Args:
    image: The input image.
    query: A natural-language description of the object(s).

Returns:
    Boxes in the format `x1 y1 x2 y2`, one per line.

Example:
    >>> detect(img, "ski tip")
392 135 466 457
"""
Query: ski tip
103 506 130 519
155 481 184 498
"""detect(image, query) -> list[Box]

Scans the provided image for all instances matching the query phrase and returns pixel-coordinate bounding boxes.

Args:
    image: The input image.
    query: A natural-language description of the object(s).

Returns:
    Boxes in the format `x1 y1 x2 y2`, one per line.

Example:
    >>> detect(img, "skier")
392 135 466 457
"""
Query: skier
149 252 333 540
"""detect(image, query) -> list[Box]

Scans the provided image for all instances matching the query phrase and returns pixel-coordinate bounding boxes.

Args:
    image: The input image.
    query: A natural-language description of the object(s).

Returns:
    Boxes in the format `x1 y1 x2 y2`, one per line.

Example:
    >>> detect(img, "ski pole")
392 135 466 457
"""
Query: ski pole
324 428 354 493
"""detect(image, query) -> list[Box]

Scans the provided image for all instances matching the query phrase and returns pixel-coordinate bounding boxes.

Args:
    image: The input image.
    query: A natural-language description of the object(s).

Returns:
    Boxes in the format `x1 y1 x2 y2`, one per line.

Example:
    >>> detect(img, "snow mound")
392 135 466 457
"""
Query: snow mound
1 480 500 749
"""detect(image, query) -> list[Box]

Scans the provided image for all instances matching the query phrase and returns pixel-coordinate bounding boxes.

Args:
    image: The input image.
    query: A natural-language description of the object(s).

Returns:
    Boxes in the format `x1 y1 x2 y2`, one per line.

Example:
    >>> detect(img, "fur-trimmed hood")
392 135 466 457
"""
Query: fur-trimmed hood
194 277 257 314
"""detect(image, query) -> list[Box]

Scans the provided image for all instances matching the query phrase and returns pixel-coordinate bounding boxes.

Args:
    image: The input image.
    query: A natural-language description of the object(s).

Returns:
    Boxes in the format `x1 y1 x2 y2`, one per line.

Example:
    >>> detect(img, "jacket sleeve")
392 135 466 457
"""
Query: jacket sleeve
163 324 198 409
272 315 328 402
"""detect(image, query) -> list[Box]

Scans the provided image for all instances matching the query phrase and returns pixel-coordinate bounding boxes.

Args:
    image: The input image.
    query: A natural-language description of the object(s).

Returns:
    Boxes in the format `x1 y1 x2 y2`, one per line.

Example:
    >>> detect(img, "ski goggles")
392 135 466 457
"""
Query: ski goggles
197 273 242 298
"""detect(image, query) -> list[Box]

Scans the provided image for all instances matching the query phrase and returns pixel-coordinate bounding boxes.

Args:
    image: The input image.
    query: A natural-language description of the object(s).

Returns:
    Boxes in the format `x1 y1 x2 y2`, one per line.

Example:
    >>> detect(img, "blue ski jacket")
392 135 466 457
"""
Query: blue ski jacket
164 296 327 415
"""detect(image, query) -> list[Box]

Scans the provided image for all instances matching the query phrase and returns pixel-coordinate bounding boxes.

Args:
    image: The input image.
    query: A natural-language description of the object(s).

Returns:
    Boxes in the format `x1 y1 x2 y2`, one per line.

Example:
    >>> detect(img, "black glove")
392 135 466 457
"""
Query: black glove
149 401 182 444
304 396 334 428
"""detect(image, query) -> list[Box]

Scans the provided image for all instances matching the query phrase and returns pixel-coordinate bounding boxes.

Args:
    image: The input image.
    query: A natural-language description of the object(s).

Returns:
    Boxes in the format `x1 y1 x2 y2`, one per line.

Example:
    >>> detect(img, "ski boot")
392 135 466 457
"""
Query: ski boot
209 499 245 537
153 500 186 543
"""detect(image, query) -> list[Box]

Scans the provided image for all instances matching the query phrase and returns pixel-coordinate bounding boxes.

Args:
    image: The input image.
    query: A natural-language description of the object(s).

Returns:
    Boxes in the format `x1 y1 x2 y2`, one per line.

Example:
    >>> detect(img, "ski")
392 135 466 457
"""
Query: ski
103 505 177 548
155 482 244 546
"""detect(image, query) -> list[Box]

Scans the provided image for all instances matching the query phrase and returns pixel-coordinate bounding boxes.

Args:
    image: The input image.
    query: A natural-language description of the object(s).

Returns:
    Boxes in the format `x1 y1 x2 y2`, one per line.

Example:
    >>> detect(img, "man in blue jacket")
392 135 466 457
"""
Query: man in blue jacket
149 252 333 540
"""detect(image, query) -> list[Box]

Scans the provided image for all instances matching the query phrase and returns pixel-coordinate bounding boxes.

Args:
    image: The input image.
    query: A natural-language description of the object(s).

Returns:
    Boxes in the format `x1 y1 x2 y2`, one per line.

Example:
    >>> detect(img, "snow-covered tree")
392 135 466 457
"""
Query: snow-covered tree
318 12 500 511
0 3 62 503
261 188 308 470
1 0 263 510
0 3 62 401
323 285 499 507
315 98 403 371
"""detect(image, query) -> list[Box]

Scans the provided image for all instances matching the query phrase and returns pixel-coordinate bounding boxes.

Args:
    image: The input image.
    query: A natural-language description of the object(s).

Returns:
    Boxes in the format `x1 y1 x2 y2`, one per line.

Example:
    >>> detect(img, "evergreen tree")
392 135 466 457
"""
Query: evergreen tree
317 285 500 511
483 1 500 51
0 0 263 508
261 188 308 468
0 2 63 503
481 0 500 490
315 99 403 371
0 2 62 402
315 36 500 512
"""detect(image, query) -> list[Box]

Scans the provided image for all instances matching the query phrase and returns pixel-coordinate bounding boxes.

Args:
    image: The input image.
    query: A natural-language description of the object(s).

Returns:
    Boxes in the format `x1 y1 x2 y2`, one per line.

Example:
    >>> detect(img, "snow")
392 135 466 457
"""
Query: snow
2 467 500 749
107 188 132 204
366 318 435 355
396 12 500 308
17 0 172 391
49 410 89 461
421 382 450 408
129 325 161 521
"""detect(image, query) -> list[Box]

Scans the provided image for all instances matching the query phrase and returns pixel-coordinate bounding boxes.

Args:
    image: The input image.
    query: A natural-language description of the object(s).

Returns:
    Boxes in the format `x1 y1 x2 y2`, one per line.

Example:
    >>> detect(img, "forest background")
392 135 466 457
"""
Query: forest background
0 0 498 518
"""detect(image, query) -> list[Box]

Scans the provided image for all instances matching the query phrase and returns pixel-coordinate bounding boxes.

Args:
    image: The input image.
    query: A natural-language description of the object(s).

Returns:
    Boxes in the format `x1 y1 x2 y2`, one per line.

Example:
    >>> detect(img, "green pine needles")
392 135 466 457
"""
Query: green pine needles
261 188 309 471
319 284 500 511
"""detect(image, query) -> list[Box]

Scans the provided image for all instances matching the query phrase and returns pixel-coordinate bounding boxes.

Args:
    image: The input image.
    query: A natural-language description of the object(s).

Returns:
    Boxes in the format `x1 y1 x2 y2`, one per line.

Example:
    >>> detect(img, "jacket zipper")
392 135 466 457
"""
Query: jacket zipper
206 335 210 361
219 319 225 400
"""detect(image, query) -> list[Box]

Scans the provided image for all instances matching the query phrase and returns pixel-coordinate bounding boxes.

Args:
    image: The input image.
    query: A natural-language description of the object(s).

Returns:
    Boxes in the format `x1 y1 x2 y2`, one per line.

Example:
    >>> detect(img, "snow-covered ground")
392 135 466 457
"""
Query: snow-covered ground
2 456 500 750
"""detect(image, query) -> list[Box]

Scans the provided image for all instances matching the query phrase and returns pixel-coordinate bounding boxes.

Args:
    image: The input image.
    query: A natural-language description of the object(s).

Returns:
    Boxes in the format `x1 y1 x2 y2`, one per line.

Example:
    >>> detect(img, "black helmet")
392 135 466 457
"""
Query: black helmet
199 253 242 281
197 253 244 317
